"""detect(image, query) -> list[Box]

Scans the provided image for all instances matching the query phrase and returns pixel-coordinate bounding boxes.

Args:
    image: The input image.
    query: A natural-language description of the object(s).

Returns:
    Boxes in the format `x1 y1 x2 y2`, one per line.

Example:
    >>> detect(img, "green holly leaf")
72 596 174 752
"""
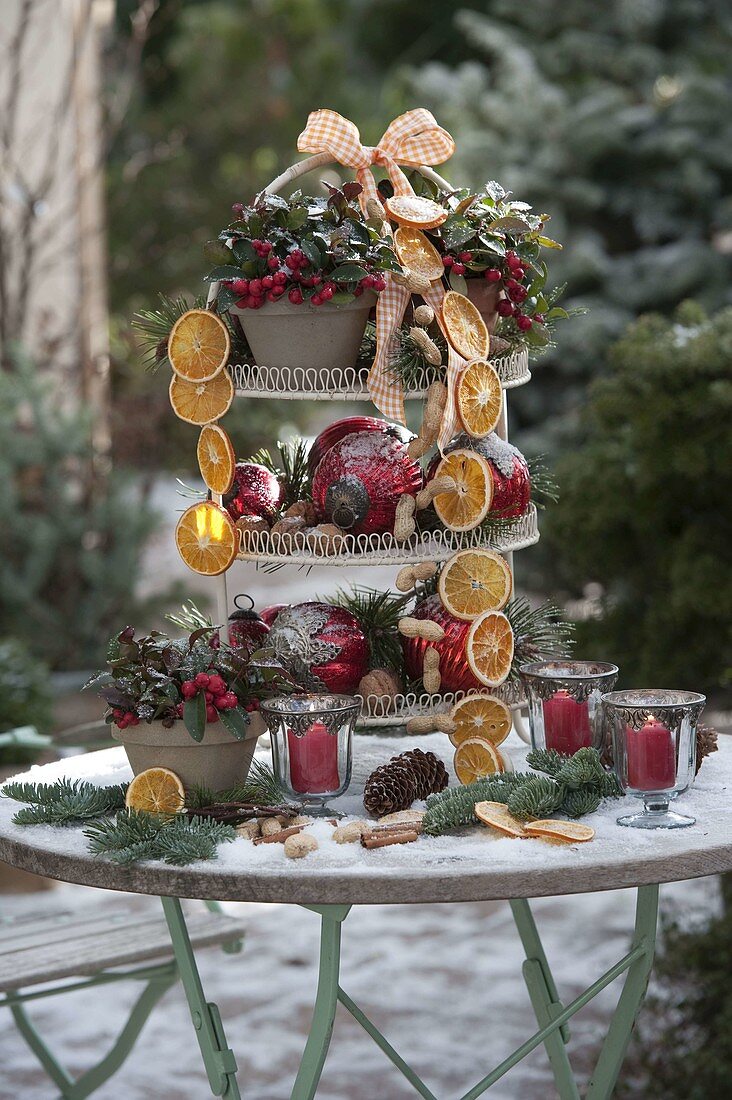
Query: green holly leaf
218 707 250 742
299 239 322 268
183 693 206 743
204 265 246 282
231 239 256 264
441 216 476 250
331 262 369 284
204 240 236 265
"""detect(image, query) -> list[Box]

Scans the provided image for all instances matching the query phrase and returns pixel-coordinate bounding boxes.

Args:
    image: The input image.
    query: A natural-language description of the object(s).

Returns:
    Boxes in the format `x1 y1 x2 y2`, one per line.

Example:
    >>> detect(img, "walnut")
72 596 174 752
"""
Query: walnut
306 523 347 556
235 515 270 545
284 500 320 525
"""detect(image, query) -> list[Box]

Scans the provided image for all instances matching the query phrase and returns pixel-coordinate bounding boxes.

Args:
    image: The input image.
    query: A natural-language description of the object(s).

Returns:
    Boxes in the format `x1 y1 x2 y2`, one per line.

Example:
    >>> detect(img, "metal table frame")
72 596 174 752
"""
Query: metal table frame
161 884 659 1100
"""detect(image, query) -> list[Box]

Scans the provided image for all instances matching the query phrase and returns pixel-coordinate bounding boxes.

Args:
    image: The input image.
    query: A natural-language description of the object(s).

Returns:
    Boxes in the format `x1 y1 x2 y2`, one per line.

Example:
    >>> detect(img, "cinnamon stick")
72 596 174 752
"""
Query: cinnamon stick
361 828 419 849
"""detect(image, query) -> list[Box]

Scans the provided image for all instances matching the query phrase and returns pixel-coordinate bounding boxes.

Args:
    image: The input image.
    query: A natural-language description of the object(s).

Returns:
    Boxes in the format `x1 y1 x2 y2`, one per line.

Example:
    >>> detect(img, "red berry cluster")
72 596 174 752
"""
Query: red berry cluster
486 250 544 331
180 671 238 724
442 251 474 276
112 709 140 730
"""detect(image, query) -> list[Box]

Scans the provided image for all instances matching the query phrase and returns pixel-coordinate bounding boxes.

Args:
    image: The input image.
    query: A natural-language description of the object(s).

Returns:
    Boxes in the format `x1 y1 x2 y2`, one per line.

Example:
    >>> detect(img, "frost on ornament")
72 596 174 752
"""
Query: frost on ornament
266 602 369 693
224 463 284 521
312 430 422 536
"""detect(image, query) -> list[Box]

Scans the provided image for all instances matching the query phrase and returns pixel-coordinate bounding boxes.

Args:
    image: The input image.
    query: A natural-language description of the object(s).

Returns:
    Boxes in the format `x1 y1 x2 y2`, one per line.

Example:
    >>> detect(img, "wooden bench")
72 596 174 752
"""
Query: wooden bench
0 901 245 1099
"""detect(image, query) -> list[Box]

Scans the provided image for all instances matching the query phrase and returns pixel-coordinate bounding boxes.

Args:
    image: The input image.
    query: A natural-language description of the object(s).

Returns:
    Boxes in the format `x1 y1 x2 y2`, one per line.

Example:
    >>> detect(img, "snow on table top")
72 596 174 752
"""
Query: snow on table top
0 734 730 905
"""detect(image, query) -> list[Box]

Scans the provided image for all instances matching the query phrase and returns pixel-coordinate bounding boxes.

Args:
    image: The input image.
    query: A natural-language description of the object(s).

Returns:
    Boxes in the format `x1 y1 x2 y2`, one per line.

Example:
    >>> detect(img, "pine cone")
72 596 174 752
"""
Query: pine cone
363 749 448 815
696 724 718 774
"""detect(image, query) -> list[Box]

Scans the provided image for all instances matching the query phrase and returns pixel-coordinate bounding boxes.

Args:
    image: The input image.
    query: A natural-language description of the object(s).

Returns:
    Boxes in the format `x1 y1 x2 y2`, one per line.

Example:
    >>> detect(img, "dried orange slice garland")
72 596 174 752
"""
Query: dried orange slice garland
457 359 502 438
393 226 444 281
175 501 238 576
168 309 230 383
385 195 447 230
197 424 236 495
453 737 504 785
438 548 513 620
432 449 493 532
448 693 512 747
169 369 234 425
442 291 490 361
125 767 186 814
466 610 515 687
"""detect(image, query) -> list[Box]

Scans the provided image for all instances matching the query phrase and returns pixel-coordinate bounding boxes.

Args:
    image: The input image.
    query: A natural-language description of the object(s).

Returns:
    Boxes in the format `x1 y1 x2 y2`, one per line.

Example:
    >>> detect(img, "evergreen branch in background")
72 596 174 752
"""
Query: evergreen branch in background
331 587 410 672
423 747 621 835
506 596 574 676
2 779 128 825
84 810 236 866
131 294 203 371
527 455 559 507
251 439 312 507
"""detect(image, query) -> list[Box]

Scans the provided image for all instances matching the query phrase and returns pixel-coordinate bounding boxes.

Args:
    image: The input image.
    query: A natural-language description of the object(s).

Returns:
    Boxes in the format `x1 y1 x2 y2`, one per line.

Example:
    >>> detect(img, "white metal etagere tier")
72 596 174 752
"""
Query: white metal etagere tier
356 684 526 729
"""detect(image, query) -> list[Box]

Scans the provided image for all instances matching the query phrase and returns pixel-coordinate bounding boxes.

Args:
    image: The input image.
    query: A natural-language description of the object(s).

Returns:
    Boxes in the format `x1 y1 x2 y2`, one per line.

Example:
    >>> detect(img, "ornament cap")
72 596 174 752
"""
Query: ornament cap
324 476 370 529
229 593 263 622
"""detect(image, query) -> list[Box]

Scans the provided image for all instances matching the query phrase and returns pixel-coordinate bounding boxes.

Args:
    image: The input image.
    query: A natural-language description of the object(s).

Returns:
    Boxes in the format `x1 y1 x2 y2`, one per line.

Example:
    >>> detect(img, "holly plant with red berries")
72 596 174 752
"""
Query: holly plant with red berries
204 183 401 313
85 625 293 742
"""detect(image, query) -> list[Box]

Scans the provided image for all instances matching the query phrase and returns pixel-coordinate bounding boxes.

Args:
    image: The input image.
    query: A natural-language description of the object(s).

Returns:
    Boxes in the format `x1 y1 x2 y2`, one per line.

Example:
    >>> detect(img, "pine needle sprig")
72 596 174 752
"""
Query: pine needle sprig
251 439 312 507
386 324 447 391
330 587 411 672
218 758 290 806
506 596 575 676
131 294 203 371
527 456 560 508
3 779 128 826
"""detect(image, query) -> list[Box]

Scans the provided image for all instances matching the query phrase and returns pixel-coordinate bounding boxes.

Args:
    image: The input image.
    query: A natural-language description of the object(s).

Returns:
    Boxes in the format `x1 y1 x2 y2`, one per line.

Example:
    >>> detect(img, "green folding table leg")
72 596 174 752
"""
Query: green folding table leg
161 896 241 1099
585 883 659 1100
291 905 351 1100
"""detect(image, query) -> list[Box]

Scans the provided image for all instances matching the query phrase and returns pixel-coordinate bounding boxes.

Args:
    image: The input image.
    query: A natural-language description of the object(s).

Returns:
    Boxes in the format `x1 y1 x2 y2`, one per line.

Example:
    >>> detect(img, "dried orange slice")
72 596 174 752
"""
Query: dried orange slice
448 693 512 747
454 737 504 785
432 450 493 532
168 309 230 382
385 195 447 230
197 424 236 495
394 227 444 281
474 800 527 838
169 369 234 425
466 610 514 687
438 548 513 620
175 501 238 576
442 291 490 361
523 820 595 843
457 359 502 438
125 767 185 814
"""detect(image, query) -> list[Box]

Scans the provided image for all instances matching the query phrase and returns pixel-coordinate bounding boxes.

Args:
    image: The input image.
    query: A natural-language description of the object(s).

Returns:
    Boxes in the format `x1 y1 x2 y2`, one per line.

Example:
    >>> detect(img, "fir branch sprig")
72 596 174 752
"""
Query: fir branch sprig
505 596 575 676
2 779 128 826
131 294 204 371
526 456 559 508
217 758 290 806
330 587 411 672
84 810 236 866
251 439 312 508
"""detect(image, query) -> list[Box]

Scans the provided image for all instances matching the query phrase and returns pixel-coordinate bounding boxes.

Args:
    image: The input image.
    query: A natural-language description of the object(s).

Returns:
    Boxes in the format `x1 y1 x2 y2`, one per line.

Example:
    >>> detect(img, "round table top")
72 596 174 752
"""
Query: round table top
1 734 731 906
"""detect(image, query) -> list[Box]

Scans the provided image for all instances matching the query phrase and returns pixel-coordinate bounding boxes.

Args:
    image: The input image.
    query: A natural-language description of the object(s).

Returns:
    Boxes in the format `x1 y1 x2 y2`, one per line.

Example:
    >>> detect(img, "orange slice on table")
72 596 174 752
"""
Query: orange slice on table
442 291 490 361
457 359 502 438
474 800 527 838
394 227 444 281
432 450 493 532
385 195 447 230
438 548 513 620
125 767 185 815
169 369 234 425
168 309 230 383
523 820 595 844
466 610 514 687
197 424 236 495
175 501 238 576
454 737 504 785
448 693 513 748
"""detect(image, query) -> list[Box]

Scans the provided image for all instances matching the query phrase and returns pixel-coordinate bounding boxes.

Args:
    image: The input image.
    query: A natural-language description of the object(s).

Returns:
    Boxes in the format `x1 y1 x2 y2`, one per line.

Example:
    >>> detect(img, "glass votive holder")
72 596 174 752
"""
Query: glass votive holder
259 694 360 816
601 689 705 830
519 661 619 754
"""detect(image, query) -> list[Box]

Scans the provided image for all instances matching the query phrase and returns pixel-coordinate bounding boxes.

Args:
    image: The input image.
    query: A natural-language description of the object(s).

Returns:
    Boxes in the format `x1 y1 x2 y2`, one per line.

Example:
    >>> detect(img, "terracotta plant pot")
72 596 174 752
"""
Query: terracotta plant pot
464 279 501 333
111 713 265 794
230 291 377 371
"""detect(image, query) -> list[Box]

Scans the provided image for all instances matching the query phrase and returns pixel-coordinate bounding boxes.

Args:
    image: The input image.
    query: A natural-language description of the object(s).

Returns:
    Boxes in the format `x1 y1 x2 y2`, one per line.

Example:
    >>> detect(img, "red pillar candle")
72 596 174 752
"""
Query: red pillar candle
626 717 676 791
542 690 593 754
287 721 340 794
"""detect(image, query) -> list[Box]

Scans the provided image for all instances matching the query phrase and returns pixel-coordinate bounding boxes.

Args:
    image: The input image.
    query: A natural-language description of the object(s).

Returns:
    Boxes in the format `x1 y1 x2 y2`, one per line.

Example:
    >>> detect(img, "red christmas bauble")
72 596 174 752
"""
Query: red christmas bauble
401 594 482 694
266 602 369 693
260 603 288 627
308 416 409 473
428 432 531 519
224 463 284 521
312 431 423 535
228 595 270 660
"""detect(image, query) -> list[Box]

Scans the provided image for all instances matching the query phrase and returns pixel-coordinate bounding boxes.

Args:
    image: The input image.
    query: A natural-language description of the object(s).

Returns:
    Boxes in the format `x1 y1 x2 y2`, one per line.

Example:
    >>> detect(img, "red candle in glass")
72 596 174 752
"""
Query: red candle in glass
542 690 593 754
626 716 676 791
287 720 340 794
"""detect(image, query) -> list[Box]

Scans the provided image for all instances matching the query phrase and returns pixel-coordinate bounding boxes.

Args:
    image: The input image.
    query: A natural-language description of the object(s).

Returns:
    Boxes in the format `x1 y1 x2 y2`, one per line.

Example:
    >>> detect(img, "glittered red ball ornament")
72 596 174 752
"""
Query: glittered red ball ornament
266 602 369 693
259 603 288 627
312 431 423 535
224 463 284 521
401 594 482 693
308 416 410 473
227 594 270 660
428 432 531 519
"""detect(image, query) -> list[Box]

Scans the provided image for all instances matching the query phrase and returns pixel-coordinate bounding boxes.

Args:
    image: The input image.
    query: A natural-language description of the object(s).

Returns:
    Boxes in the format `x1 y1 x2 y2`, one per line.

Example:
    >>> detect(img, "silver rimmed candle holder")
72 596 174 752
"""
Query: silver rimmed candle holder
601 689 705 829
519 661 619 754
259 694 360 817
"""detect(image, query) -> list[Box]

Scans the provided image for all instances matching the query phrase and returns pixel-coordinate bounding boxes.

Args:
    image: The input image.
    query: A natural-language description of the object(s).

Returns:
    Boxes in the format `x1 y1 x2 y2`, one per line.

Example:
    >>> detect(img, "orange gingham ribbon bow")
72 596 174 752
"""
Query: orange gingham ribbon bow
297 109 455 424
